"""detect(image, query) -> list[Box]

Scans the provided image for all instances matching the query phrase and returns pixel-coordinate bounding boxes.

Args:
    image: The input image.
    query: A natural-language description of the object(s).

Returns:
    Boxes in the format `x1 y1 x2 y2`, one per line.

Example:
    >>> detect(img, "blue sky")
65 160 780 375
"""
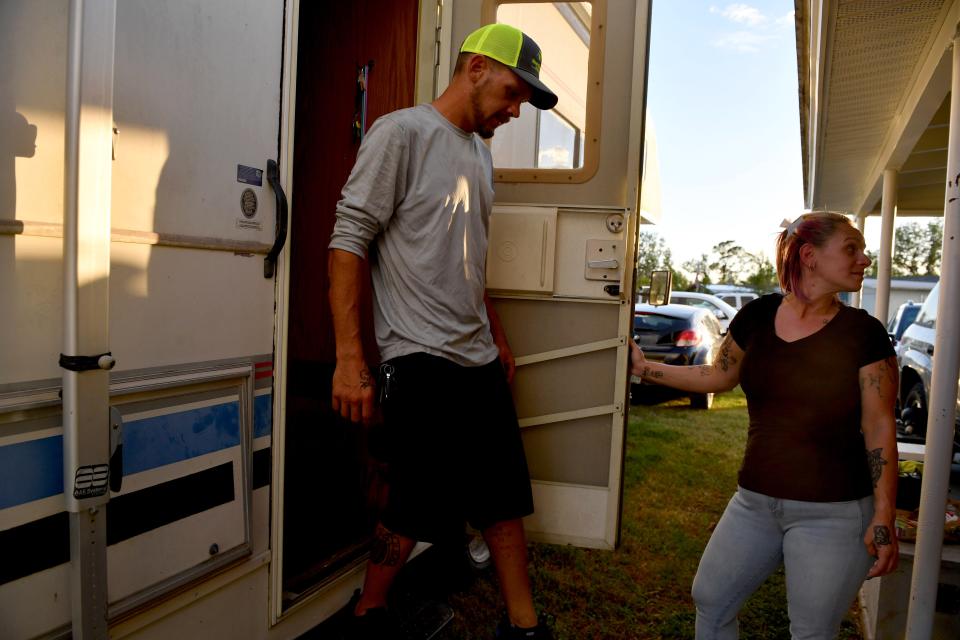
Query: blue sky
647 1 805 268
646 1 937 273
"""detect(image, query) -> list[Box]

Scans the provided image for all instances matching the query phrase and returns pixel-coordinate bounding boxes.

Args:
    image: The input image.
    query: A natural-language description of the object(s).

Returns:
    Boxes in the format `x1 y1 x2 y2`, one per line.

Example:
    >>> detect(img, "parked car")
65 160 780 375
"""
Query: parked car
895 283 960 453
631 303 724 409
667 291 738 332
887 300 921 347
715 291 759 310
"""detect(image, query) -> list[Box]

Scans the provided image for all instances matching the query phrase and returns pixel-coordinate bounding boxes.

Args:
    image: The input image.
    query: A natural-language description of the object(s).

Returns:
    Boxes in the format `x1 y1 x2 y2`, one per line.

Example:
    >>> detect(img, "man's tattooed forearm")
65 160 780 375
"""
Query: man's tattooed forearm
874 525 892 546
867 448 887 488
370 524 403 566
359 369 373 389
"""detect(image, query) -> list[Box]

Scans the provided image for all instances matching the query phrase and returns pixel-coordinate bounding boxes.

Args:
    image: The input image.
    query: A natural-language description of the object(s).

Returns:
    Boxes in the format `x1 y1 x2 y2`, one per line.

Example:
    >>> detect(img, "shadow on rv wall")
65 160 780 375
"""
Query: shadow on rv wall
0 112 38 219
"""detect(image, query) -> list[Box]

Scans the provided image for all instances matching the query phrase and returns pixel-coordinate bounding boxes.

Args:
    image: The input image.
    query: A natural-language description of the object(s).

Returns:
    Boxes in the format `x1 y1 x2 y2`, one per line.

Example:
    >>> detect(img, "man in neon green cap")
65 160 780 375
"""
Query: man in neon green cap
329 22 557 640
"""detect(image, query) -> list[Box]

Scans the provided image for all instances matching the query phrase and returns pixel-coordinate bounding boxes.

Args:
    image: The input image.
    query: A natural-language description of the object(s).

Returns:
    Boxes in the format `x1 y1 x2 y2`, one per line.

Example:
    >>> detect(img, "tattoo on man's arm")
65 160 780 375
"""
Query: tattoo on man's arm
370 524 403 566
867 448 887 488
699 365 712 377
874 525 892 546
651 370 664 379
359 369 373 389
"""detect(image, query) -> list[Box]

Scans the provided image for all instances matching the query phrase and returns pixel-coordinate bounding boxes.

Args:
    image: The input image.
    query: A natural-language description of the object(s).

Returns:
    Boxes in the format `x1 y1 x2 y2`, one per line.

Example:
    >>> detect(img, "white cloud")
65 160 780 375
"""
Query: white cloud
775 11 796 28
707 4 790 53
538 146 572 169
712 30 776 53
710 3 767 26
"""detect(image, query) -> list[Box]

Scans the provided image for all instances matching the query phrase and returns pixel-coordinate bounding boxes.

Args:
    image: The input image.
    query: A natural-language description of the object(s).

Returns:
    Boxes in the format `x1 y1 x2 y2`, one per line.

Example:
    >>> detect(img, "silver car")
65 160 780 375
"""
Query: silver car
896 282 960 451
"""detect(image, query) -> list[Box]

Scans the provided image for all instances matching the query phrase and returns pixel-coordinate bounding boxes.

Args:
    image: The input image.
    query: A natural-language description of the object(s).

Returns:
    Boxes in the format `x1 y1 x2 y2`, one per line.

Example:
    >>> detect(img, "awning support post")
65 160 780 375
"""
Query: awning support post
905 32 960 639
874 170 897 323
63 1 116 637
851 213 866 308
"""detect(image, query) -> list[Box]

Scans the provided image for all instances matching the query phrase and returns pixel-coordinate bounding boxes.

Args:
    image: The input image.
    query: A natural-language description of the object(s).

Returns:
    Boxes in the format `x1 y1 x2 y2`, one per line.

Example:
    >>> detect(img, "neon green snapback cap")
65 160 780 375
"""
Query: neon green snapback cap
460 23 558 110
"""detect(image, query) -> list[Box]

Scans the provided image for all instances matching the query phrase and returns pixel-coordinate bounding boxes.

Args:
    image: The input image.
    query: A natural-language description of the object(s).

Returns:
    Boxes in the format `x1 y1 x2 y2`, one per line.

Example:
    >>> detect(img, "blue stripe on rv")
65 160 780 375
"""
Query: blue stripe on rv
123 400 240 475
254 393 272 438
0 436 64 510
0 393 272 510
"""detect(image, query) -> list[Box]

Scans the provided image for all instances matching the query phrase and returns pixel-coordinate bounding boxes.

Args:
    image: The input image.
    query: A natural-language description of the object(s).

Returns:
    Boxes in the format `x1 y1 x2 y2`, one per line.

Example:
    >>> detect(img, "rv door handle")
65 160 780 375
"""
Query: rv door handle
264 159 289 278
588 258 619 269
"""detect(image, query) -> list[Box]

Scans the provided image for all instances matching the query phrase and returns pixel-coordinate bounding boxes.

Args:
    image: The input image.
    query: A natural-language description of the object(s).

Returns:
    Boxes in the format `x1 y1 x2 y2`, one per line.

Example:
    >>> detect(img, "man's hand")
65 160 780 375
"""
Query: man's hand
331 358 376 424
496 340 516 384
864 517 899 578
484 291 515 384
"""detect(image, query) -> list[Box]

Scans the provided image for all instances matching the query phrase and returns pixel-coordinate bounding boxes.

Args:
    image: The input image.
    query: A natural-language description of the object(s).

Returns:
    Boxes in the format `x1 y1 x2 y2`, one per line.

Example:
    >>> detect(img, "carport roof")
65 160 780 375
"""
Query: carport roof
796 0 957 217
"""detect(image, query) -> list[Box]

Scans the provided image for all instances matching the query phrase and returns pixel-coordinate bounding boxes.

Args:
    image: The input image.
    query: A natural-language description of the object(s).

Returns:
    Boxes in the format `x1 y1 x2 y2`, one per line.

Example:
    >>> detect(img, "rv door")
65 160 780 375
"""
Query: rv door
451 0 653 549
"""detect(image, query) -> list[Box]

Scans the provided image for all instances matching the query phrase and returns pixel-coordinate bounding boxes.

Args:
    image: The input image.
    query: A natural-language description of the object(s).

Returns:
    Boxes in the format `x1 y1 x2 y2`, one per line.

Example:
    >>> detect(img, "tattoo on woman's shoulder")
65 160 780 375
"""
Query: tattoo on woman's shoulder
717 335 737 372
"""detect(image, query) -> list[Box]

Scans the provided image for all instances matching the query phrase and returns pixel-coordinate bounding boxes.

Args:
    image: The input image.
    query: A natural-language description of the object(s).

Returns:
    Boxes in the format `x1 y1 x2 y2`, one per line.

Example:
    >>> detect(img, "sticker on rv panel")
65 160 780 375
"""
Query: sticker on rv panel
240 188 258 218
237 164 263 186
73 464 110 498
236 219 262 231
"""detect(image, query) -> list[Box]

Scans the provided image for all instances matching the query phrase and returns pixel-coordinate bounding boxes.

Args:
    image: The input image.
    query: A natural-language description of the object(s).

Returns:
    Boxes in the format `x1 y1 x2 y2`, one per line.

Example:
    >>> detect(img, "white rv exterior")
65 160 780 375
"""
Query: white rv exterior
0 1 654 637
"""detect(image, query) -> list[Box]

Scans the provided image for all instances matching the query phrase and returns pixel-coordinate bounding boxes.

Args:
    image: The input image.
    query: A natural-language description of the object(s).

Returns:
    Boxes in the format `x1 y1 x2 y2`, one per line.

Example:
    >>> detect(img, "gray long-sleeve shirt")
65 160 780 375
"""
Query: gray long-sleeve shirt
329 104 499 367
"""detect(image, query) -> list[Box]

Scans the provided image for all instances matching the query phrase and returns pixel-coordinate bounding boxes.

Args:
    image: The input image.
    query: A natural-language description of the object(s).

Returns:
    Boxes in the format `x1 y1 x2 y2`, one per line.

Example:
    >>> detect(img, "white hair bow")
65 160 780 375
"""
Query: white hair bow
780 217 800 238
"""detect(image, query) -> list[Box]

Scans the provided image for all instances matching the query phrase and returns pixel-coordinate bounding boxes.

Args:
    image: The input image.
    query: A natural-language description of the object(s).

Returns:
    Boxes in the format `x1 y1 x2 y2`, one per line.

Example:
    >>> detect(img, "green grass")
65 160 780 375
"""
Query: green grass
439 389 864 639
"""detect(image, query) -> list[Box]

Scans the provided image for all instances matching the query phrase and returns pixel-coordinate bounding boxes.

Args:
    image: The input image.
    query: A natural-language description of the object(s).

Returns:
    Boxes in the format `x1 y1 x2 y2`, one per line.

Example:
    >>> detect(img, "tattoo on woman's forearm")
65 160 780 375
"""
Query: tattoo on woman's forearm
874 525 892 546
370 525 403 566
867 448 887 487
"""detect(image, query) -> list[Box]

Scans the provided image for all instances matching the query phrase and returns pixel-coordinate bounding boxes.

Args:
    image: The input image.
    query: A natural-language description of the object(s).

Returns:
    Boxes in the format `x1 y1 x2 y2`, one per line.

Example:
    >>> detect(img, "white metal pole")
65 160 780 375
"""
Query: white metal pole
851 213 866 308
905 33 960 639
63 1 116 637
875 170 897 324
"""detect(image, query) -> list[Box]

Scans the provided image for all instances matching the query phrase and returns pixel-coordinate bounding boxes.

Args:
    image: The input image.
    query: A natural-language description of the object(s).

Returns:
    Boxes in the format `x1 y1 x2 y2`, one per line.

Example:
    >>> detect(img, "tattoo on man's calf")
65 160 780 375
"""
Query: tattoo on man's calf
370 526 403 566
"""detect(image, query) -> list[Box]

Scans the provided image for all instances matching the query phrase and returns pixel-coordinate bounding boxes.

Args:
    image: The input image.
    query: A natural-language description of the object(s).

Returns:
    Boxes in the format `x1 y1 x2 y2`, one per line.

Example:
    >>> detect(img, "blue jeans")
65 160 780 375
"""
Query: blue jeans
691 487 874 639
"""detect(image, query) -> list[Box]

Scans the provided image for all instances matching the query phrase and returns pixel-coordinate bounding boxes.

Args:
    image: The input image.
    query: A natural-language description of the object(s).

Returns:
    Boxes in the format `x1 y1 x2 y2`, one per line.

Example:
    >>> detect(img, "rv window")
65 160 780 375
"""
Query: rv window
488 1 602 183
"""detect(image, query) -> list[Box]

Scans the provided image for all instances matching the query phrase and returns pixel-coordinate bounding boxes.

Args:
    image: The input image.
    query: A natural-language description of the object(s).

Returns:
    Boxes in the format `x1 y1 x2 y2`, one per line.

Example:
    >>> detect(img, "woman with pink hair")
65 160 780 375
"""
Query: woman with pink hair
631 212 899 639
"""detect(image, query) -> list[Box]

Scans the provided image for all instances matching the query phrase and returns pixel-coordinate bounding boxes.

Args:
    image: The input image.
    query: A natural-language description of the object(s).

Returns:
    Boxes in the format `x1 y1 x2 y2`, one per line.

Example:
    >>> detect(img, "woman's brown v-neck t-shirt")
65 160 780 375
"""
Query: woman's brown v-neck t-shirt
729 294 894 502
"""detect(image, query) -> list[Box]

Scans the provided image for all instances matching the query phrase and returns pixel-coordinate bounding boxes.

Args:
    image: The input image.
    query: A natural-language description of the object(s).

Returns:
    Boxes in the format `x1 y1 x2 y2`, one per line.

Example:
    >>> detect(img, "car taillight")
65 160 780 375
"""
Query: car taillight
676 329 701 347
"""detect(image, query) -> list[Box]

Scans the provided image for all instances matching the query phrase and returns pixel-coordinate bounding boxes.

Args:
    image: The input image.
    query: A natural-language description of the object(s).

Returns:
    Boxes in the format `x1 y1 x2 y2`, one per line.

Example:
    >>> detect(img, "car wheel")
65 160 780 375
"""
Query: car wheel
690 392 714 410
901 381 927 437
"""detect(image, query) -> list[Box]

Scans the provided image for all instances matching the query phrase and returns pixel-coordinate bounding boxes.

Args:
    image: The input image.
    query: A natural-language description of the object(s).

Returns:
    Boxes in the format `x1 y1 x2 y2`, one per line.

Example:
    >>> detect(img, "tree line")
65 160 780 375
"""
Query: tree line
636 220 943 292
